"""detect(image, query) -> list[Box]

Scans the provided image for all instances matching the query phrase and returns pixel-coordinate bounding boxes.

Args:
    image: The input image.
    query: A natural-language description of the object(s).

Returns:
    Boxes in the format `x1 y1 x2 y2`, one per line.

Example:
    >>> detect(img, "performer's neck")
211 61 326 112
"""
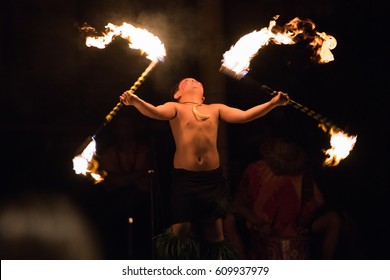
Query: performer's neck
179 101 201 105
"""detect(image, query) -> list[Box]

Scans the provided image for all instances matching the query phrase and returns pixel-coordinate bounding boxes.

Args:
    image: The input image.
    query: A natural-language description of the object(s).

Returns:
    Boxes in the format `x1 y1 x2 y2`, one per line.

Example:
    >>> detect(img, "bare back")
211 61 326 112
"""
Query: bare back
170 103 221 171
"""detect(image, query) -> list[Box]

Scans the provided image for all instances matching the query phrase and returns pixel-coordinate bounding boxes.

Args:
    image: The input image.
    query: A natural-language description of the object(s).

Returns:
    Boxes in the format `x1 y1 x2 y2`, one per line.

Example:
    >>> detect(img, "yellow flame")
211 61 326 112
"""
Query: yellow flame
310 32 337 63
82 22 166 63
72 138 106 183
321 126 357 167
221 16 336 78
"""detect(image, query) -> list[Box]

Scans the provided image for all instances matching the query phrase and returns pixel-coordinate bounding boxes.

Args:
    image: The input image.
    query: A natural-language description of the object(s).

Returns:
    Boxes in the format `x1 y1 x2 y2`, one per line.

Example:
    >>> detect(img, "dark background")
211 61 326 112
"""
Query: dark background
1 0 388 259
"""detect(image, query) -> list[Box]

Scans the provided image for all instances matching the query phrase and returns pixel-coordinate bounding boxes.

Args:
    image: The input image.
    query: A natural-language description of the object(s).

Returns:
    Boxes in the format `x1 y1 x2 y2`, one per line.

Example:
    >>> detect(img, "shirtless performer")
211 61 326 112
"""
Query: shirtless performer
120 78 289 259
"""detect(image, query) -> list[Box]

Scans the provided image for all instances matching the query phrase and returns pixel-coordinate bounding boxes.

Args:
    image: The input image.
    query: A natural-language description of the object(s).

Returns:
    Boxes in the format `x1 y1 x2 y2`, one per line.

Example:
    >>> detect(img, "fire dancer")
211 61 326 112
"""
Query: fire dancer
120 77 289 259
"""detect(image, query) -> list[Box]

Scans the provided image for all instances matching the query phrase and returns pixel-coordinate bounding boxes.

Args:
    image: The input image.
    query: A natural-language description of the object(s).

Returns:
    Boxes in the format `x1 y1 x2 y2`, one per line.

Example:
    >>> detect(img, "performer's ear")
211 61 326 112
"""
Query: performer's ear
174 91 182 100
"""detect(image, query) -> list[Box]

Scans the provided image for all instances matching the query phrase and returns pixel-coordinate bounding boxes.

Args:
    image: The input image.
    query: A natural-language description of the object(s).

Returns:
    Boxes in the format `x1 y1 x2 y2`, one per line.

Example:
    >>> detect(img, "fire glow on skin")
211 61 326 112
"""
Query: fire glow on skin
178 79 211 121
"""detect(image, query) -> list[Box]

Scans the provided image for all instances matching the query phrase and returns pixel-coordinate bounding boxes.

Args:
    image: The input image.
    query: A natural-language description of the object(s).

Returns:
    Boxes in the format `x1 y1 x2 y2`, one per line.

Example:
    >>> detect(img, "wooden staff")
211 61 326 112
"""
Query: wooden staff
93 61 158 137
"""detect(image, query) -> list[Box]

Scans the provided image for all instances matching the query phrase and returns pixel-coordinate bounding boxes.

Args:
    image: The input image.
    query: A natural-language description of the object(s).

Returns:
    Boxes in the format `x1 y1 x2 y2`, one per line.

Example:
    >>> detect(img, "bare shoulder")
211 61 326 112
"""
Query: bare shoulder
162 101 178 107
206 103 228 110
207 103 233 113
159 101 179 111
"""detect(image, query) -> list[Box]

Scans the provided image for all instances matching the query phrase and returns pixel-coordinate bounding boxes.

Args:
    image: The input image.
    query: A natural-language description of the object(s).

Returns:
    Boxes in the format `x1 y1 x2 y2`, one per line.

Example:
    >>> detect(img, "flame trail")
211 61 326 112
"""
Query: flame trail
320 125 357 167
220 15 336 79
73 22 166 183
81 22 166 63
72 136 106 184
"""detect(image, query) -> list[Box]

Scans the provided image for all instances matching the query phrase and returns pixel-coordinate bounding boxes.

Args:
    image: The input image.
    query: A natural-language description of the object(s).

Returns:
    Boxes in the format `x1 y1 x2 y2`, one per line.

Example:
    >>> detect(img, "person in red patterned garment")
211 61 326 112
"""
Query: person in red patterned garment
226 136 342 259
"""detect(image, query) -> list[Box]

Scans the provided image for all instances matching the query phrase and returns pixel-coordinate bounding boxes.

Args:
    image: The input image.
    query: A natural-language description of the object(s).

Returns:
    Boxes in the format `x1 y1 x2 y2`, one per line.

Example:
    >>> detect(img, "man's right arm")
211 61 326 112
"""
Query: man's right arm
120 91 176 120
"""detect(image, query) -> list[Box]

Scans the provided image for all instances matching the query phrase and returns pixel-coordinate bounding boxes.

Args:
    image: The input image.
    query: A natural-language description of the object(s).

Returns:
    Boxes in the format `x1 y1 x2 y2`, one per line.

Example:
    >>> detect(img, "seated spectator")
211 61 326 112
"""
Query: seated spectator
226 136 343 259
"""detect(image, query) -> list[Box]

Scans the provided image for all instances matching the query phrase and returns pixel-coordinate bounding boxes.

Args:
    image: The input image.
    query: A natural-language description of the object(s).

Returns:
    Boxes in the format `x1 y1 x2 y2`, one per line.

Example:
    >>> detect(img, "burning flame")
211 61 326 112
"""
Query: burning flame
81 22 166 63
72 137 106 183
320 125 357 167
221 15 337 79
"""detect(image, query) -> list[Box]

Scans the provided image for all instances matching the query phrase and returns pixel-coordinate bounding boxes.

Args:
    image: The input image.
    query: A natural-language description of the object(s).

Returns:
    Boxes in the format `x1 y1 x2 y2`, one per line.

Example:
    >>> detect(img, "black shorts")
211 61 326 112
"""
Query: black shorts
170 167 230 224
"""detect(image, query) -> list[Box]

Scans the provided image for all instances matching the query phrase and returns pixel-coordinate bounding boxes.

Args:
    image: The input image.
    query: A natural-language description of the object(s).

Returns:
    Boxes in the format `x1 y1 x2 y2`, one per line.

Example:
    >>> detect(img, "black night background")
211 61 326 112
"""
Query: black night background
1 0 388 260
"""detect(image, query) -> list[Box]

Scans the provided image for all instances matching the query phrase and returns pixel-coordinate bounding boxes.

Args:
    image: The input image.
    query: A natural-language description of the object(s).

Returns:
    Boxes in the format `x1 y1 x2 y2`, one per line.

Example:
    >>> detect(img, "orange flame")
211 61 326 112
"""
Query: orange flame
320 125 357 167
81 22 166 63
72 137 106 183
221 15 336 79
310 31 337 63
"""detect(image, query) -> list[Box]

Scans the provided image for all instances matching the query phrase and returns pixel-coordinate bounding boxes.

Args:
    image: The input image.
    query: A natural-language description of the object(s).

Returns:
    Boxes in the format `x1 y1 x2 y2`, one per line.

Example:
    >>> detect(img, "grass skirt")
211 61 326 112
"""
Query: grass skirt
154 227 238 260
